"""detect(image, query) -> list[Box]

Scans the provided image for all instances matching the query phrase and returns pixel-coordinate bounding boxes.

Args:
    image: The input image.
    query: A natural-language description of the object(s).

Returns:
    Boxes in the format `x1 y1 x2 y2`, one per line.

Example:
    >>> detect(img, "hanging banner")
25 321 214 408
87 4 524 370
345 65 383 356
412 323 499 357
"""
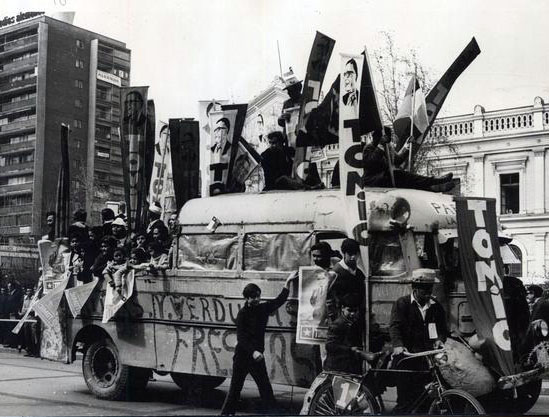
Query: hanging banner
293 32 335 180
64 277 99 318
149 124 176 216
208 109 237 196
226 137 260 193
296 266 331 345
198 100 229 197
120 86 149 232
455 197 514 377
225 104 249 190
143 99 156 221
339 51 372 349
32 275 70 328
102 270 135 323
38 239 70 294
169 119 200 210
55 124 70 238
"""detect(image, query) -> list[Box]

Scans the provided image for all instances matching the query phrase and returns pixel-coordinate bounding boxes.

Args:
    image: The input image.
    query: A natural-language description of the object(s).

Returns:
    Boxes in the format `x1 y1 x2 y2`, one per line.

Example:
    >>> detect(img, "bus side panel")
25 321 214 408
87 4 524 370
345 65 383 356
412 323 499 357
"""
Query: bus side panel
150 285 321 387
68 278 157 369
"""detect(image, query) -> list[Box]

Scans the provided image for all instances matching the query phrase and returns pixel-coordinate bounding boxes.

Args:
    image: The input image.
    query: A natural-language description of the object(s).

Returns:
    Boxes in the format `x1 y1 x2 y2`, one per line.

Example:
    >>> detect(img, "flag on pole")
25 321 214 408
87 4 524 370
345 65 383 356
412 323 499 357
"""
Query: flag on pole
55 124 70 238
32 274 70 328
358 47 383 135
393 76 429 143
226 137 261 193
64 277 99 318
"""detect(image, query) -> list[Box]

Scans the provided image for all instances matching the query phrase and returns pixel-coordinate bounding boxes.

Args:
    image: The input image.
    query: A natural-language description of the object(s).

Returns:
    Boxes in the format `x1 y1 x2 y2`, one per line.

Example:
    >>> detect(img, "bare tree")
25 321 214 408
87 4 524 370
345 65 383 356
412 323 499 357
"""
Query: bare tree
372 31 460 178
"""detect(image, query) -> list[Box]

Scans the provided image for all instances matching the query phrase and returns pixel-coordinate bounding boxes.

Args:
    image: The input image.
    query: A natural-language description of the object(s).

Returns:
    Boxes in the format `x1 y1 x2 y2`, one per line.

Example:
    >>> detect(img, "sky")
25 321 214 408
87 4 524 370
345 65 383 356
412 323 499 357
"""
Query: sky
7 0 549 125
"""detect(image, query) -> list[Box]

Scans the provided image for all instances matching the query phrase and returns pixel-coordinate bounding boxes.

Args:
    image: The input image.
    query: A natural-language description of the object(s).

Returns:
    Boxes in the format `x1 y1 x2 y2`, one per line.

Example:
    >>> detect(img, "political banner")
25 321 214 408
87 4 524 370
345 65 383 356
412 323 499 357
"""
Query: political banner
120 86 149 232
293 32 335 180
455 197 514 377
143 99 156 218
198 100 229 197
225 104 249 190
226 138 260 193
339 51 372 349
169 119 200 210
55 124 70 238
38 238 70 294
65 277 99 318
102 269 135 323
33 275 70 328
419 38 481 146
149 124 176 217
297 266 331 344
208 109 238 196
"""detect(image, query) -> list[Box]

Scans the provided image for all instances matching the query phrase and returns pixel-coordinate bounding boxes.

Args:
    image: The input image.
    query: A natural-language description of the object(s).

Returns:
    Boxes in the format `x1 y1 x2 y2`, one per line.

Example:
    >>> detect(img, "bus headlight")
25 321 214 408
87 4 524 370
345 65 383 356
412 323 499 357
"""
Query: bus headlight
532 319 549 338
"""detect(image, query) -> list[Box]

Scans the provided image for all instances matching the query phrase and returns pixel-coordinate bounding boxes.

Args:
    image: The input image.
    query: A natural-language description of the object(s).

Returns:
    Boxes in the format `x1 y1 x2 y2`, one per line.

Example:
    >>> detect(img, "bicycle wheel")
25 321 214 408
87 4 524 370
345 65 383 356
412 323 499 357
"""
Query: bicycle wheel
428 389 485 415
308 381 379 415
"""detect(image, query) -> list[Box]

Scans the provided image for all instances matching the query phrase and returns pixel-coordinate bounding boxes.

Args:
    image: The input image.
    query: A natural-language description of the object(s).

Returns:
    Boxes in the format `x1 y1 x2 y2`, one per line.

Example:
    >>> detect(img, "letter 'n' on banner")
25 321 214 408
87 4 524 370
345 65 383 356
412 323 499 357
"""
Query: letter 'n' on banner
338 52 370 350
455 197 514 377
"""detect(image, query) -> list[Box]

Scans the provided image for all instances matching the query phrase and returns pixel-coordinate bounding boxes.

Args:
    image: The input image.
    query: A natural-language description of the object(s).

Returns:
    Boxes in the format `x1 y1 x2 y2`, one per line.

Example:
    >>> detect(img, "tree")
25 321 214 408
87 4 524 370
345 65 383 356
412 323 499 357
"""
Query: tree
372 31 460 178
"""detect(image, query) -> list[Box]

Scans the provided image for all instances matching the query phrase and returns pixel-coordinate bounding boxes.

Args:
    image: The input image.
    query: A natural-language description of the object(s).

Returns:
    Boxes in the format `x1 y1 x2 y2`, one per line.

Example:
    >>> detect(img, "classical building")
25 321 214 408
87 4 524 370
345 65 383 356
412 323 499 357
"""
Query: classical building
0 14 130 244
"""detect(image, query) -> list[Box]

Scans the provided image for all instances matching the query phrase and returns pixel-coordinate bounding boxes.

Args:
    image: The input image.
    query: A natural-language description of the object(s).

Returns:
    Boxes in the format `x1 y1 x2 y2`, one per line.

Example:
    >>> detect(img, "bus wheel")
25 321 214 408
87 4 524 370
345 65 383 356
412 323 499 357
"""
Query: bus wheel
171 372 225 391
82 338 149 400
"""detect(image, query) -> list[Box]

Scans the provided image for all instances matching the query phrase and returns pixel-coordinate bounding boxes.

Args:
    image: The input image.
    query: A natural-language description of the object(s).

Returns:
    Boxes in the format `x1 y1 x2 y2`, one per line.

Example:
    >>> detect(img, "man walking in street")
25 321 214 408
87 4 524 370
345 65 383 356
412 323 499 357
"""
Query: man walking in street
220 273 297 415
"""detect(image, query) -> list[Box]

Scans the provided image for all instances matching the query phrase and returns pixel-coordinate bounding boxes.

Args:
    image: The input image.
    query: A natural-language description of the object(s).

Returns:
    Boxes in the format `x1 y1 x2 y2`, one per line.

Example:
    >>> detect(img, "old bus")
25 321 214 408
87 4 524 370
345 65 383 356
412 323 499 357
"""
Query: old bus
66 188 546 411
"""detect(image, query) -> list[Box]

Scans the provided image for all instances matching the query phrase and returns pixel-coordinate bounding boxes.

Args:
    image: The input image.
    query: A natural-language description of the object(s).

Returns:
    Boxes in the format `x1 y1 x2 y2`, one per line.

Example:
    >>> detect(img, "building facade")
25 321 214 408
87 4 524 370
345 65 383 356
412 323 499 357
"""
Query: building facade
0 15 130 243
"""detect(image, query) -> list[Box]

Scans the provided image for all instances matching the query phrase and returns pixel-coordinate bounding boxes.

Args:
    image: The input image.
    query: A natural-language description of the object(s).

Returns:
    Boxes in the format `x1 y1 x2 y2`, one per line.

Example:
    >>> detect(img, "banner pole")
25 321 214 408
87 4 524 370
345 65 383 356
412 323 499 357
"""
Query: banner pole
408 73 416 171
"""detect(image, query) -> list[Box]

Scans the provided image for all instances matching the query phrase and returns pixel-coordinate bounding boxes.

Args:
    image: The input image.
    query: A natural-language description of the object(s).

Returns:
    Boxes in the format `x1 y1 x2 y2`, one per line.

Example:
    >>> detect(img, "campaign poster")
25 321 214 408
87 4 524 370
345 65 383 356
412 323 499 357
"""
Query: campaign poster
208 109 238 195
297 266 331 345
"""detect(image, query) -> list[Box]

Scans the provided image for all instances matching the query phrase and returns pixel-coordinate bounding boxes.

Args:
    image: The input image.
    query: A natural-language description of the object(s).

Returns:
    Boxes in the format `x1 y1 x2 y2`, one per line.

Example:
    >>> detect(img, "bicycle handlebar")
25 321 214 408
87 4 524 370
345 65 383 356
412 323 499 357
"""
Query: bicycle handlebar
401 348 446 358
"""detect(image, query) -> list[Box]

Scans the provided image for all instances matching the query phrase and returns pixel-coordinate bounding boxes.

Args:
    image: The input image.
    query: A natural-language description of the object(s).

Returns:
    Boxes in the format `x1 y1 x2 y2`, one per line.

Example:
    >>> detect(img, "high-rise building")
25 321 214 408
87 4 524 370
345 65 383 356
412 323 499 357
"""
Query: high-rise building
0 14 130 244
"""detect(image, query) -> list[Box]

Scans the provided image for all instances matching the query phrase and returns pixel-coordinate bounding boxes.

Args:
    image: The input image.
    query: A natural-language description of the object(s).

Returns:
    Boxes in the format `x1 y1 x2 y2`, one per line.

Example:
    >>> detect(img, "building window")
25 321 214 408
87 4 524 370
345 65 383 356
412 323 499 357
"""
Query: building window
500 173 519 214
73 119 83 129
74 79 83 89
507 245 523 277
75 59 84 69
74 99 83 108
76 39 84 49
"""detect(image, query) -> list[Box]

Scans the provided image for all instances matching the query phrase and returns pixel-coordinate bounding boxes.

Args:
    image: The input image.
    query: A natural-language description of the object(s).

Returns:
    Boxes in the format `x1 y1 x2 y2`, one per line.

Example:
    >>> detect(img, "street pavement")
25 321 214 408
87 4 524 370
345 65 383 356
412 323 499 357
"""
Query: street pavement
0 347 549 415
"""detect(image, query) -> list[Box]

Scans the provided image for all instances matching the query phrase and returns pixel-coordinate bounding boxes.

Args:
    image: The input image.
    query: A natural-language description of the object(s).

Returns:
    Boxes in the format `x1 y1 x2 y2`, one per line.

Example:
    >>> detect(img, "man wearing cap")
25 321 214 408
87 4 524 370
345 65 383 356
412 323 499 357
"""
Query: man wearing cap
220 273 297 415
111 217 131 252
389 269 448 413
146 202 168 241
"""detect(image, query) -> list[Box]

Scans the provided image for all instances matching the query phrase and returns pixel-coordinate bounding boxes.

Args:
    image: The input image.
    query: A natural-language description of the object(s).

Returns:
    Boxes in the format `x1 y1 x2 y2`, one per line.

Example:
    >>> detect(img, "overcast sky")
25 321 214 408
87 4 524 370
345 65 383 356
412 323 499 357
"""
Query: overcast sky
9 0 549 125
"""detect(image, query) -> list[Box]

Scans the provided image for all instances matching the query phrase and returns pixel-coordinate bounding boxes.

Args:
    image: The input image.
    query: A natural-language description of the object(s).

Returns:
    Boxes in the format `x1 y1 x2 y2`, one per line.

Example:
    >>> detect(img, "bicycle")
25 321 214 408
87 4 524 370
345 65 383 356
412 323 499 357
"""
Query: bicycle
305 348 485 415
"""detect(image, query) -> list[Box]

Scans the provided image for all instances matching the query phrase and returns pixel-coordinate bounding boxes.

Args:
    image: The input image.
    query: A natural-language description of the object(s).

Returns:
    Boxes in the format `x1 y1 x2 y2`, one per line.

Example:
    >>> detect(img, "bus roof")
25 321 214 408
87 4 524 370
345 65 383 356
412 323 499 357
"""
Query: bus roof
178 188 457 233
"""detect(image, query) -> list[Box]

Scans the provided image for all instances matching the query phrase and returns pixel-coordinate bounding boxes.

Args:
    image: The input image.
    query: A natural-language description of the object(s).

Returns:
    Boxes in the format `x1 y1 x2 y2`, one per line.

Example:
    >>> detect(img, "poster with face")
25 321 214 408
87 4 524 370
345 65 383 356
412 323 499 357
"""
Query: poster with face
297 266 331 345
208 109 237 195
198 100 229 197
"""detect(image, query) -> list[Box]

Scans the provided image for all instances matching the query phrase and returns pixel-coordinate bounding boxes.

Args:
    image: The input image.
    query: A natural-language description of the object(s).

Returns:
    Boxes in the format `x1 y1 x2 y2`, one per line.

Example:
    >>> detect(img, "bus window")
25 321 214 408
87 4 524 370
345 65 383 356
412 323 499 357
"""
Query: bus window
369 232 406 277
414 233 438 269
244 232 313 271
177 234 238 270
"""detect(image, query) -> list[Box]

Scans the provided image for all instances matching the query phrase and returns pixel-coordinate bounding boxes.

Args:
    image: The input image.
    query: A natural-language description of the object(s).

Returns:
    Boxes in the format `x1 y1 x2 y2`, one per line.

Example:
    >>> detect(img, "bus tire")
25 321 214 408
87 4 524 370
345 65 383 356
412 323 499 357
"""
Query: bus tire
171 372 225 392
82 338 149 400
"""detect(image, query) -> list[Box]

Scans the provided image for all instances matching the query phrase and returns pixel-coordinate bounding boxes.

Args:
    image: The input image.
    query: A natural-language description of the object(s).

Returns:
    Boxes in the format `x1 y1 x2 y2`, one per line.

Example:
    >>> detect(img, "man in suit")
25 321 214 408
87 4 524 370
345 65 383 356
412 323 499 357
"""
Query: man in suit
389 269 448 413
342 58 359 108
210 117 232 159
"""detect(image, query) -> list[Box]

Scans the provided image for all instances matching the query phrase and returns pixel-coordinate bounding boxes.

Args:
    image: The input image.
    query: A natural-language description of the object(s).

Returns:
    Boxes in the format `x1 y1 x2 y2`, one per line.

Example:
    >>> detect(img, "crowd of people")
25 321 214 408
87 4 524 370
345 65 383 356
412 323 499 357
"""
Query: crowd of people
0 280 39 357
54 204 179 291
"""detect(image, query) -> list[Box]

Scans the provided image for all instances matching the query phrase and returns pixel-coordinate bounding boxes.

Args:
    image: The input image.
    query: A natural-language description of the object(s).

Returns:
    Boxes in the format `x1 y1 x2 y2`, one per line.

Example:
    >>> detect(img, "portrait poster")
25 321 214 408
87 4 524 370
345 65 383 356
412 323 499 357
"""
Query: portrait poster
198 99 229 197
38 239 70 294
208 109 238 195
296 266 331 345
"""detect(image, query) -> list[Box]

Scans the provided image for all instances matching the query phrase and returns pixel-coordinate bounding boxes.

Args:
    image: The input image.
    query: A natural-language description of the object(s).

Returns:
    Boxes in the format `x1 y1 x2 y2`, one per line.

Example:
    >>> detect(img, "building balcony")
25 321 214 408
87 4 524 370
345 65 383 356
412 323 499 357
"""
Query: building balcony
0 139 35 154
0 117 36 133
0 204 32 217
0 77 37 95
0 55 38 74
0 182 33 194
0 98 35 116
0 161 34 175
0 35 38 58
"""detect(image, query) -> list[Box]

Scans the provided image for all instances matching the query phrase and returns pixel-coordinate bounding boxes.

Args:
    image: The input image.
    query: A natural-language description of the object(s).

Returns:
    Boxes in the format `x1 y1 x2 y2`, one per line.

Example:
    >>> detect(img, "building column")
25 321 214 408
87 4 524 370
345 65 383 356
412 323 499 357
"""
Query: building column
532 96 545 130
533 149 546 213
532 233 547 280
472 105 485 138
472 155 485 197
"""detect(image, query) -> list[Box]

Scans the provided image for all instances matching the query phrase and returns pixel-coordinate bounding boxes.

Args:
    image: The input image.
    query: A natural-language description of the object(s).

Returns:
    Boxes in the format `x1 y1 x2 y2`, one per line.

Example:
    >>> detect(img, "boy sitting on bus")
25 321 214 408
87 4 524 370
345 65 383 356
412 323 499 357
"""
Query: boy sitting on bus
103 247 127 294
324 293 377 374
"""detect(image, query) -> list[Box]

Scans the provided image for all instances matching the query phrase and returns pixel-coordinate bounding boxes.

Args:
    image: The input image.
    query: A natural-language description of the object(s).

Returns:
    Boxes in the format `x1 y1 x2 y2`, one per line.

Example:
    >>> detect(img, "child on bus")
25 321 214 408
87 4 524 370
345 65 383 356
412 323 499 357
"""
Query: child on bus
147 241 169 275
103 247 127 294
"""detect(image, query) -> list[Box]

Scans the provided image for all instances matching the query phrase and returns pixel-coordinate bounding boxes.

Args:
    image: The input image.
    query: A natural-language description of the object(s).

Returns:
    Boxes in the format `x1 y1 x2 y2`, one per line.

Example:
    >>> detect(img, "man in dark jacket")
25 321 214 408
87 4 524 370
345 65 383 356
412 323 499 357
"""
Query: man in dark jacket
220 273 297 415
389 269 448 413
363 128 454 192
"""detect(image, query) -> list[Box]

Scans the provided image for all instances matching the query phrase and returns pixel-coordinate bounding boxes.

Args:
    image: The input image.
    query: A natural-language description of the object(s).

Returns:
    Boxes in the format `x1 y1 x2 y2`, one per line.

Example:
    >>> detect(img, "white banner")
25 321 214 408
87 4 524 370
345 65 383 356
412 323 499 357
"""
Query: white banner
296 266 331 345
32 275 70 328
148 125 176 216
102 269 135 323
65 277 99 318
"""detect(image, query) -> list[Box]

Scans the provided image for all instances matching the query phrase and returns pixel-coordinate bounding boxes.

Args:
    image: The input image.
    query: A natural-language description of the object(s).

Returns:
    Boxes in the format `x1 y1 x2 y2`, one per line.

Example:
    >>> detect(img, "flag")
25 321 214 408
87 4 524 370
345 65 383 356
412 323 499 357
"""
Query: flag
120 86 149 232
169 119 200 210
419 37 481 145
102 270 135 323
64 277 99 318
55 124 70 238
358 47 383 135
149 124 174 217
455 197 514 377
32 275 70 328
224 104 249 188
393 76 429 143
293 32 335 180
